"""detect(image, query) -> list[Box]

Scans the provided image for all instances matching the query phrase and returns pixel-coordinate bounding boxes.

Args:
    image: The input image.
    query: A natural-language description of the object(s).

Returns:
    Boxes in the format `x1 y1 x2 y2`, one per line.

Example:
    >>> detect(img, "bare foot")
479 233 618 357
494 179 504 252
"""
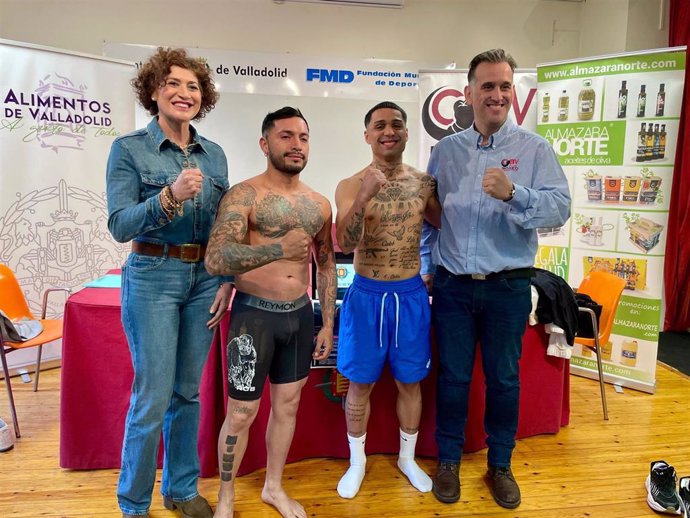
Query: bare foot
214 490 234 518
261 486 306 518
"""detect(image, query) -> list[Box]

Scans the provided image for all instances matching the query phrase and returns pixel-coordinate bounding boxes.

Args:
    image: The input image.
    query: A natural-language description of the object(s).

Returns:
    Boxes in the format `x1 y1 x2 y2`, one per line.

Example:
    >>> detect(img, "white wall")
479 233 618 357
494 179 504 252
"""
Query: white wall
579 0 630 58
626 0 672 51
0 0 667 69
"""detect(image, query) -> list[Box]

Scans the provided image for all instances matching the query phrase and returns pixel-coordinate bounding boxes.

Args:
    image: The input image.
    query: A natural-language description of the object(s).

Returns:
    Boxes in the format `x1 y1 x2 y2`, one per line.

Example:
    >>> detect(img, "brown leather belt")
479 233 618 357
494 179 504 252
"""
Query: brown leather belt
132 241 206 263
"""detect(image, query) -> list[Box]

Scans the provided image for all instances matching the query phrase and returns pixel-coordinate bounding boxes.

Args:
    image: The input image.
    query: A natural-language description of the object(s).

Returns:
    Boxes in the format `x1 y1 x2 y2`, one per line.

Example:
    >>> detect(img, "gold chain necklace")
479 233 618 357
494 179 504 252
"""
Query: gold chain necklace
180 143 196 170
178 142 198 216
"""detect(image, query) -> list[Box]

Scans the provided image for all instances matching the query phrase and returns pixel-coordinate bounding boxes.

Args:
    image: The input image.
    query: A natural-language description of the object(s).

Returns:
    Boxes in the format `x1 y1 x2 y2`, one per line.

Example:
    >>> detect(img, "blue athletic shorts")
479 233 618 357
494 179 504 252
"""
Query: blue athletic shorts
337 274 431 384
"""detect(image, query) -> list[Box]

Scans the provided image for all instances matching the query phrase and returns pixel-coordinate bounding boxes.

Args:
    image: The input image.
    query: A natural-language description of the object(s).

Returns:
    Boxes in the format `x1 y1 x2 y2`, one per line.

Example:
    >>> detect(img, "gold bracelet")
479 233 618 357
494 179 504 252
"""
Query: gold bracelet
162 186 175 208
162 188 180 218
169 185 184 216
160 188 175 213
159 191 174 219
164 185 184 217
168 184 180 203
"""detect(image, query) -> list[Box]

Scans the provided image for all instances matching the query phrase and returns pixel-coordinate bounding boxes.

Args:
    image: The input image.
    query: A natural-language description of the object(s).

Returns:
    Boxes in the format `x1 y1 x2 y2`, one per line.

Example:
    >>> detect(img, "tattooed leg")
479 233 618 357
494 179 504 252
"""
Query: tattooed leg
220 435 236 482
337 382 375 499
261 379 310 518
215 400 260 518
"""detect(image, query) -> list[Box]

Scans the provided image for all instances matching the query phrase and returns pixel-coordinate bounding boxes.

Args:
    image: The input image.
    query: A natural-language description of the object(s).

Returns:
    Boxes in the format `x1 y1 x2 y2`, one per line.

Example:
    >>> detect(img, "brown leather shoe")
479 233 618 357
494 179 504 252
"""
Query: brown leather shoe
163 495 213 518
485 465 521 509
432 461 460 503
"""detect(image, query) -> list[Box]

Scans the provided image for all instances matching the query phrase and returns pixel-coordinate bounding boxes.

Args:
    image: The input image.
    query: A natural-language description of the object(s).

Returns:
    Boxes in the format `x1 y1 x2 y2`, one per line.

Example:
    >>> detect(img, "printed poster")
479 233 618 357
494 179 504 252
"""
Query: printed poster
537 47 686 392
0 39 136 367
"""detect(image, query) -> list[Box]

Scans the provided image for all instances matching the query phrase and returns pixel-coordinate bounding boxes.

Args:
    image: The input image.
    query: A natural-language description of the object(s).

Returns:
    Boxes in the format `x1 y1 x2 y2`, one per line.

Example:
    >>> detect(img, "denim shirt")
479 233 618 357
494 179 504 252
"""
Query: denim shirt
106 117 229 245
420 119 571 275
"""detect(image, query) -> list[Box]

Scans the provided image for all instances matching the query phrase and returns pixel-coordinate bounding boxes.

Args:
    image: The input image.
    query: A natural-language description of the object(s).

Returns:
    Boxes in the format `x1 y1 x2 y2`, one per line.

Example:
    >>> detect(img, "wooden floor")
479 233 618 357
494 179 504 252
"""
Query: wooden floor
1 364 689 518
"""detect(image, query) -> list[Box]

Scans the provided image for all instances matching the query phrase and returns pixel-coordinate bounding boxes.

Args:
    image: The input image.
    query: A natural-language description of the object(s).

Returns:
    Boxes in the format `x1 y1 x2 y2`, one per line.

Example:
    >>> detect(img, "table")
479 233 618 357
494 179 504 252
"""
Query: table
59 284 225 476
236 324 570 475
60 285 569 477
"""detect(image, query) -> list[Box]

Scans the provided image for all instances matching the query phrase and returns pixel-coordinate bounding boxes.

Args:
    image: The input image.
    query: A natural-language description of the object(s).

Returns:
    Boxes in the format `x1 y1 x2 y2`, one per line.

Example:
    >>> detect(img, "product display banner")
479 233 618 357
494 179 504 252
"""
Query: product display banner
104 43 449 209
537 46 687 392
0 39 136 315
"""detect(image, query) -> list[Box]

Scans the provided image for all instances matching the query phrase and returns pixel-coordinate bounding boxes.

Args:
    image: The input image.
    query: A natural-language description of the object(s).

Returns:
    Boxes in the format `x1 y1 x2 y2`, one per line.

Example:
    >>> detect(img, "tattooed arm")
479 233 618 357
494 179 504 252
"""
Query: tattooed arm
423 174 442 229
205 183 310 276
335 168 386 254
312 201 336 360
335 178 364 255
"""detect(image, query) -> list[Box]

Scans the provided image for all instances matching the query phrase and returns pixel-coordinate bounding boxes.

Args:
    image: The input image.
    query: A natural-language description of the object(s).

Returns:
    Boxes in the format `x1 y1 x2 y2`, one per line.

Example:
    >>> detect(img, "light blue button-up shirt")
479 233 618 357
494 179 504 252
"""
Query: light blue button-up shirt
107 117 229 245
421 119 570 276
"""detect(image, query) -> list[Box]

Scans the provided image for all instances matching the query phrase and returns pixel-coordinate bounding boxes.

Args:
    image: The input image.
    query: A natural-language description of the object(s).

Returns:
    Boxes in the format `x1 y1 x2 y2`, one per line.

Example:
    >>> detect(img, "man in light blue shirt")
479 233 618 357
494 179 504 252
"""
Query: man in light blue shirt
421 49 570 509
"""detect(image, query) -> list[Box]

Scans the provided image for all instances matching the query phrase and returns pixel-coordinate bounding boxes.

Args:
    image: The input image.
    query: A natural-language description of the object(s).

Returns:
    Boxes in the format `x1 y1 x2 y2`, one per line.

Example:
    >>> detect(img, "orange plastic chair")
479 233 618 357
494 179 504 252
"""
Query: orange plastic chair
0 264 70 438
574 271 626 421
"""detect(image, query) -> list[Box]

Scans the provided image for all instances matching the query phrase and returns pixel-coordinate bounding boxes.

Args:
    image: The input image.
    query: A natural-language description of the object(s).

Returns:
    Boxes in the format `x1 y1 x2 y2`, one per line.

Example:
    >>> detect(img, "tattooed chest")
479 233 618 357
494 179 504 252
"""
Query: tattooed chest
367 181 425 222
253 193 324 239
365 188 424 225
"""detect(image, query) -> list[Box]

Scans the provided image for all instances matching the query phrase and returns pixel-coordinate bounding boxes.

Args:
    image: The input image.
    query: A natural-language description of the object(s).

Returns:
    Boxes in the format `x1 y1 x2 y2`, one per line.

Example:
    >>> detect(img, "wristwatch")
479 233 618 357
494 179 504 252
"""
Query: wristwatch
505 184 515 202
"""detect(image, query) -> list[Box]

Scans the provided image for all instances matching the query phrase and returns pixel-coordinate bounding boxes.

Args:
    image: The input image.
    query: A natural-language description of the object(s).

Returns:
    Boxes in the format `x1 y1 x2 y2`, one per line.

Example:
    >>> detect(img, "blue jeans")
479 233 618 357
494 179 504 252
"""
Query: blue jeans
432 267 531 468
117 253 218 515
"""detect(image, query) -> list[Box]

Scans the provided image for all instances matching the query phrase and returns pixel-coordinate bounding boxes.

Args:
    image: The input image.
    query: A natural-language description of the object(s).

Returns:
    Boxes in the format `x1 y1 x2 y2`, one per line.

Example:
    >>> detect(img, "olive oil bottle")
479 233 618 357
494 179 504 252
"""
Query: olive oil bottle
558 90 569 121
637 84 647 117
656 83 665 116
578 79 595 120
542 92 550 123
645 122 654 161
617 80 628 118
652 123 660 159
636 122 647 162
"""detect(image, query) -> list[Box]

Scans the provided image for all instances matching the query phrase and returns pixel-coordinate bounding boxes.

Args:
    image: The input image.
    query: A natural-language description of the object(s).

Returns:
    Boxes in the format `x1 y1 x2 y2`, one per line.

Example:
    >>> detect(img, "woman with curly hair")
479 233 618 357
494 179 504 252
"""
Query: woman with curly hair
106 47 232 518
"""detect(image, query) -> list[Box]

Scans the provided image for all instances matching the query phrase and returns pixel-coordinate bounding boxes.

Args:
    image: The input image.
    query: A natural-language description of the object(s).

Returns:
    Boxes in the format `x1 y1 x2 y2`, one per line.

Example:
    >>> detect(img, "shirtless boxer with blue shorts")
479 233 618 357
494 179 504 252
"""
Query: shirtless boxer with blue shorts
334 101 441 499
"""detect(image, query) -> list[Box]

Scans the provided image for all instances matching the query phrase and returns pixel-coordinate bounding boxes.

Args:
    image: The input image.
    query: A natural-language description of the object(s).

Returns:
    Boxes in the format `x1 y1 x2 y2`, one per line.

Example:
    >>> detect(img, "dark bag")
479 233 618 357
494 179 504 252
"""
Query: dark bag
575 293 603 338
0 310 22 342
0 309 43 342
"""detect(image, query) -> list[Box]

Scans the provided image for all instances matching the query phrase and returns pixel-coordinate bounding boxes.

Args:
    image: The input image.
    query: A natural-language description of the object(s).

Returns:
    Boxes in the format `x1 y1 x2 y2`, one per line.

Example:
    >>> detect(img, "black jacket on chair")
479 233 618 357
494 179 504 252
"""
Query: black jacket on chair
531 268 579 345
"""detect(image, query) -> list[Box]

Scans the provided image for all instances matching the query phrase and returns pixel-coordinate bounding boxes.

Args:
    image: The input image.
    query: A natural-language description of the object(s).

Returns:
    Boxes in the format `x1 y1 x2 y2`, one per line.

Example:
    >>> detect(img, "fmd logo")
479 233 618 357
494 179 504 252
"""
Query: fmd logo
306 68 354 83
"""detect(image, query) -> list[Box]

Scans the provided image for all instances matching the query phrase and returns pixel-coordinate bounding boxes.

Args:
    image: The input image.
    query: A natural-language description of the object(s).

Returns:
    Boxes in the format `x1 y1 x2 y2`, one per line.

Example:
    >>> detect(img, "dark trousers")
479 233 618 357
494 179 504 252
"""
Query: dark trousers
432 267 532 468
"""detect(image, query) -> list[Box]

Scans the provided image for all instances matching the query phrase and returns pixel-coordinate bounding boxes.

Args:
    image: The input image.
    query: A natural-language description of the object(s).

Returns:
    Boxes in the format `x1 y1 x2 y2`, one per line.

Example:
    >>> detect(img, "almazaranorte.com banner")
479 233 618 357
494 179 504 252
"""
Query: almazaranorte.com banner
536 47 686 393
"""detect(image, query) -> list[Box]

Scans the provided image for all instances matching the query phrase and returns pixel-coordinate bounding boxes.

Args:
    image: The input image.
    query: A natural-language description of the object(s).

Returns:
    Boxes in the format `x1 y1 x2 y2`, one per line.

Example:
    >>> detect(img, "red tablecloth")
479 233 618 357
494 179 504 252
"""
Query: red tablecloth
236 324 570 475
59 284 225 476
60 285 569 477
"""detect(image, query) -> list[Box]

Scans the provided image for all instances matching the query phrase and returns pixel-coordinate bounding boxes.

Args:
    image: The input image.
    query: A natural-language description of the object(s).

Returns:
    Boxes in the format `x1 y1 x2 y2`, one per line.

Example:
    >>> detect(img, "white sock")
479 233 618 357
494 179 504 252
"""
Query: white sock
397 429 432 493
337 433 367 499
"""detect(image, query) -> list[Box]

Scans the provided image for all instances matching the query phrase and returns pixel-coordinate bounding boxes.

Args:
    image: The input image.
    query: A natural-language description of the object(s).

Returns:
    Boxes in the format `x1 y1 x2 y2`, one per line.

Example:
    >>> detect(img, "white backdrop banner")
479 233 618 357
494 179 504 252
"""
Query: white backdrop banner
103 43 450 207
417 69 538 171
0 39 135 366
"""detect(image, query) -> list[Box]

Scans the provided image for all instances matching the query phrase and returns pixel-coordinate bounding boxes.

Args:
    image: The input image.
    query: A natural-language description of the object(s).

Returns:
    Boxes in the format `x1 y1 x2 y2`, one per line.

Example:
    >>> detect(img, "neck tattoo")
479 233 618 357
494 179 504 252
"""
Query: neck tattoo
373 161 402 178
